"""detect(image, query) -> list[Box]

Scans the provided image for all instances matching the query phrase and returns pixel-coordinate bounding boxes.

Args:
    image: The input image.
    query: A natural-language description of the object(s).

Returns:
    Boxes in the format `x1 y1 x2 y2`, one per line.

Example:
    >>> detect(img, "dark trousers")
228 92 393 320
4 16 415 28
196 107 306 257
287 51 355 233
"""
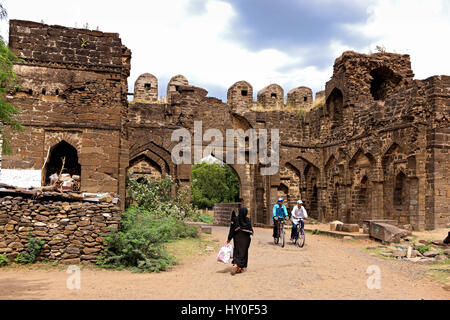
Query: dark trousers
232 230 251 268
273 220 282 238
291 219 304 239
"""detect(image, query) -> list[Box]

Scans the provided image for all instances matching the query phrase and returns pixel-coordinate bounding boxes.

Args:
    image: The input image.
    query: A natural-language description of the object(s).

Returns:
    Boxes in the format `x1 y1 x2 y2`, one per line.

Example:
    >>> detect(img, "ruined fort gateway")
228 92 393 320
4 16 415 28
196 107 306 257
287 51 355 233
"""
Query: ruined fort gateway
2 20 449 231
3 20 131 205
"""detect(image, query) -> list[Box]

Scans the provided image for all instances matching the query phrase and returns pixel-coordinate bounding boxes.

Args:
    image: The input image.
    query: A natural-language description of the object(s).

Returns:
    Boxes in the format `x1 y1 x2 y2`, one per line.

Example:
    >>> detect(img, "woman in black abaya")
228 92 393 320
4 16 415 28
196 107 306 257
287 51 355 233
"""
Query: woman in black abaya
227 207 253 275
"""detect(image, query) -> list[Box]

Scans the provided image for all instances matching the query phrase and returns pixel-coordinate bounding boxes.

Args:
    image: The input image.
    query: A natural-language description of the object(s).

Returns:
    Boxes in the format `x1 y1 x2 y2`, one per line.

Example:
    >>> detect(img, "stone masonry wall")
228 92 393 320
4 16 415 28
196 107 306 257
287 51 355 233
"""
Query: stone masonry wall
0 193 121 263
213 203 241 226
3 20 131 205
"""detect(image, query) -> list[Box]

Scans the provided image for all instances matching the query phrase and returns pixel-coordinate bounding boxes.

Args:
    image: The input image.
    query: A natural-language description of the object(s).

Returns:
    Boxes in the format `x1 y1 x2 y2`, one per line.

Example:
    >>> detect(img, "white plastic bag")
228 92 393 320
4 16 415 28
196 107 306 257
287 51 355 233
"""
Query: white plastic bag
217 243 233 264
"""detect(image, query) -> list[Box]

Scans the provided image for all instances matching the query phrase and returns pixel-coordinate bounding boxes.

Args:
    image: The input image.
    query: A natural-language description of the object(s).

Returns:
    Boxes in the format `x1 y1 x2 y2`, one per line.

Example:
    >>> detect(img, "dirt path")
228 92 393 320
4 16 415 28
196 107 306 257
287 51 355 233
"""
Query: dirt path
0 226 448 300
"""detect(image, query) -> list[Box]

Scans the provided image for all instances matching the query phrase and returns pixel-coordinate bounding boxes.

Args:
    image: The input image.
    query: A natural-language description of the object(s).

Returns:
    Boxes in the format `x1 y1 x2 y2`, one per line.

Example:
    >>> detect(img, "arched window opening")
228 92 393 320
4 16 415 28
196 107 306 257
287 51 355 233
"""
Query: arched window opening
394 172 405 209
370 66 401 101
326 88 343 126
44 141 81 186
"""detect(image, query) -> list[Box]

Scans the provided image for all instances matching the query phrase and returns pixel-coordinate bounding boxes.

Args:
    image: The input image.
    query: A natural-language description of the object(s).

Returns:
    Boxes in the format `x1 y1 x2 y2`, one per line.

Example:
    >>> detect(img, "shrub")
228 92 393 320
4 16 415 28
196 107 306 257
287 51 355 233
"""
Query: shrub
15 235 45 264
127 175 200 221
196 214 214 224
0 254 9 267
416 245 430 255
99 206 199 272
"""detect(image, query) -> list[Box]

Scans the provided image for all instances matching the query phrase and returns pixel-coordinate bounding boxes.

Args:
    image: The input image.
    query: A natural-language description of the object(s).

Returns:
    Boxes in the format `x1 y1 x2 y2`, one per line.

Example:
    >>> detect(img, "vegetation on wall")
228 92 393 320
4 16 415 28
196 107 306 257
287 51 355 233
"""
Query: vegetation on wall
191 162 240 209
0 4 25 154
15 234 45 264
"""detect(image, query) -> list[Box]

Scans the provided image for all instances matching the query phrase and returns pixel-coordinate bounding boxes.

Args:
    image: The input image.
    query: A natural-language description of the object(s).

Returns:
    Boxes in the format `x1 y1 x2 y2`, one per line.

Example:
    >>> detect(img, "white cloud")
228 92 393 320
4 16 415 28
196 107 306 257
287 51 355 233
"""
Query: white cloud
0 0 332 99
1 0 448 101
355 0 450 79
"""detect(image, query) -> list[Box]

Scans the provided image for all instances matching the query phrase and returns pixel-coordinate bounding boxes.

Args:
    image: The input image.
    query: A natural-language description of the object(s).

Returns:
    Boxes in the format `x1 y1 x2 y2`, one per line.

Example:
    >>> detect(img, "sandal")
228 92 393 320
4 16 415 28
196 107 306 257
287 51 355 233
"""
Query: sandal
231 266 241 275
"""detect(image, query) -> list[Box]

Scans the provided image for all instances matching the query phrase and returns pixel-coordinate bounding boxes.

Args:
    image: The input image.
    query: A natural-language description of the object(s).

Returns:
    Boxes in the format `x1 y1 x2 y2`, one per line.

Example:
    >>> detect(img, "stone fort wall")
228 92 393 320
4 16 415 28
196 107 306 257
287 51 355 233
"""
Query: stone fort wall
2 20 449 233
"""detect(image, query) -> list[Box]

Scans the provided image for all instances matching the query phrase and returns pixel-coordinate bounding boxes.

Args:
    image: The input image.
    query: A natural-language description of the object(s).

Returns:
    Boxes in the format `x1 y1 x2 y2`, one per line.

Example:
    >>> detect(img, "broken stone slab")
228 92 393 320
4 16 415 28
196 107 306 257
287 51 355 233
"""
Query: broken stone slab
380 251 393 257
404 257 421 262
201 225 212 234
392 249 407 258
423 250 440 257
329 220 343 231
363 220 398 235
369 222 411 243
435 255 447 261
443 249 450 256
341 224 360 233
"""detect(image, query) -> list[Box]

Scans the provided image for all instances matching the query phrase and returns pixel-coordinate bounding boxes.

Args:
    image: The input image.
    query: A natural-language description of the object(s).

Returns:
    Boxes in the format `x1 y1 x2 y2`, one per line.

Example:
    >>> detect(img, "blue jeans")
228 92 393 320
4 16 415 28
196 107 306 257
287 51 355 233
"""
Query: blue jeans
291 219 304 239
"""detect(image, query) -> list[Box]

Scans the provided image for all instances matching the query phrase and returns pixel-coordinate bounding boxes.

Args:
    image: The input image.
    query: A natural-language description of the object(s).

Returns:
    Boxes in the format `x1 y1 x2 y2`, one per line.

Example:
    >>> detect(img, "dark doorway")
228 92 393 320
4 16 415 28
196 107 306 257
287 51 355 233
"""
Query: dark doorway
44 141 81 185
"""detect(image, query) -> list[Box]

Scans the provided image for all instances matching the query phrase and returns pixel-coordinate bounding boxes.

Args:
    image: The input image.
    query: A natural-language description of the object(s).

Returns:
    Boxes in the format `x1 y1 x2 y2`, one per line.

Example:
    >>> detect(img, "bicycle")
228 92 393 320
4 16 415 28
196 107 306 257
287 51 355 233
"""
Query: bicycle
273 218 285 248
292 220 305 248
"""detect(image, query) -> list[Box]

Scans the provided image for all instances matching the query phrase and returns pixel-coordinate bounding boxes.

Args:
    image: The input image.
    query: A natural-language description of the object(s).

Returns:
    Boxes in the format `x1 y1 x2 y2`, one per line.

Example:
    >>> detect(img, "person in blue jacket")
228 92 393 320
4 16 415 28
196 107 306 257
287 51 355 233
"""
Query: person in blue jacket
272 198 288 239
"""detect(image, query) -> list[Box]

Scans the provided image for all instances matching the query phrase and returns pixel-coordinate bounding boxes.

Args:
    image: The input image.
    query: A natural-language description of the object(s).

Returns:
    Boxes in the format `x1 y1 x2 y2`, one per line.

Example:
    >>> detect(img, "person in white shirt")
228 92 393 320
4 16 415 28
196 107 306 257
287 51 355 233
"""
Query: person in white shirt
290 200 308 241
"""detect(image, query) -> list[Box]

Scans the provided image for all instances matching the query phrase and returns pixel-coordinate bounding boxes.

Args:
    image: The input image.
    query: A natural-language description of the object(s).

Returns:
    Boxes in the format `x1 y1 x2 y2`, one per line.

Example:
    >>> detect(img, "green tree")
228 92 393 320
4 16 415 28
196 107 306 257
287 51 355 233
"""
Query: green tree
0 3 25 154
191 162 240 209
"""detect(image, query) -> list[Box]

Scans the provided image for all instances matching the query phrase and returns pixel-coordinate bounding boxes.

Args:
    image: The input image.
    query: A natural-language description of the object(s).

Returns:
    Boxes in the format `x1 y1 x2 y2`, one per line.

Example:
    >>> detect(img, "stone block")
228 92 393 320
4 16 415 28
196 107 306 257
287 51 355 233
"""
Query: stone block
329 221 343 231
341 224 360 233
201 226 212 234
369 222 411 243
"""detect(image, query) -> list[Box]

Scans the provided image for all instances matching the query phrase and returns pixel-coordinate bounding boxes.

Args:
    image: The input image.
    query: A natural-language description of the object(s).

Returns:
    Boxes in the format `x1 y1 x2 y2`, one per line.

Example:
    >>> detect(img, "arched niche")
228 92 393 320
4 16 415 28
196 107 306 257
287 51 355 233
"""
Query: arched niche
43 140 81 185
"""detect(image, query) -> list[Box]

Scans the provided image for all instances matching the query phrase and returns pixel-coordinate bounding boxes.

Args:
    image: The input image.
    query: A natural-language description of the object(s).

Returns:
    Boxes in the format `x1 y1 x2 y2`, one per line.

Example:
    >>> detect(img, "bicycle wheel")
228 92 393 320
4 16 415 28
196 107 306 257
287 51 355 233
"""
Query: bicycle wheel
280 226 285 248
297 228 305 248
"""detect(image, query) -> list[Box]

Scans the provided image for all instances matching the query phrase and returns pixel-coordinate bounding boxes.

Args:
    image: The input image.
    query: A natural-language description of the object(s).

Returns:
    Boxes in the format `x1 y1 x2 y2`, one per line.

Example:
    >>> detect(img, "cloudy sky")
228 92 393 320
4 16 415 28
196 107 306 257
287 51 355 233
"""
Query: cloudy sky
1 0 449 101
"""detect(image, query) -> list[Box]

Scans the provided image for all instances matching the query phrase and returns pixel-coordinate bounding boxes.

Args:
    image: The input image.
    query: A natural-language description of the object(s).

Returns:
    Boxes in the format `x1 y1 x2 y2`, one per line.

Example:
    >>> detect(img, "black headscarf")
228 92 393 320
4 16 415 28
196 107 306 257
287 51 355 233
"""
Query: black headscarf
237 207 253 233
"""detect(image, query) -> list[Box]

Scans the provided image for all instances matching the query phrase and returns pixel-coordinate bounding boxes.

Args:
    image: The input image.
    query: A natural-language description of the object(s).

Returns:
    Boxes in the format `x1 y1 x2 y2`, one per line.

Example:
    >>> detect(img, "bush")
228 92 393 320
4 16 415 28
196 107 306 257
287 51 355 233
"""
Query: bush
0 254 9 267
99 206 199 272
196 214 214 224
15 235 45 264
416 245 430 255
127 175 200 221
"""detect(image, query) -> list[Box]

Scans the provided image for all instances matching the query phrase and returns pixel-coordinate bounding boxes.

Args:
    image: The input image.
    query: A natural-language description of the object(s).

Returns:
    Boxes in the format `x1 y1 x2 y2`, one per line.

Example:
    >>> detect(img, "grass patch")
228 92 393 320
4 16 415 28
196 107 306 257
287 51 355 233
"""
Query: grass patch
425 260 450 285
165 234 217 265
197 214 214 224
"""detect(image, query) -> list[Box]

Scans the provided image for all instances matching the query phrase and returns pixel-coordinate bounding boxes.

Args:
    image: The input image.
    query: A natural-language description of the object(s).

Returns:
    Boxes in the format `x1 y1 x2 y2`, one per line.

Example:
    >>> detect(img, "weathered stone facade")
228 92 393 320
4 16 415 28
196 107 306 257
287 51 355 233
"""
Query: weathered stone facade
3 20 130 207
257 83 284 108
287 86 313 109
0 192 121 263
213 203 241 226
2 20 449 233
134 73 158 102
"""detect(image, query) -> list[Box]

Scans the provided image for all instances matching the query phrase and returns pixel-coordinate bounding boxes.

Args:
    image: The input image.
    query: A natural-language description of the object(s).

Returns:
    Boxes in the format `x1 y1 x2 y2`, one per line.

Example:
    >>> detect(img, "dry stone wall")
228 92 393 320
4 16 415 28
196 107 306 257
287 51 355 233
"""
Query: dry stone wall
0 193 121 263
